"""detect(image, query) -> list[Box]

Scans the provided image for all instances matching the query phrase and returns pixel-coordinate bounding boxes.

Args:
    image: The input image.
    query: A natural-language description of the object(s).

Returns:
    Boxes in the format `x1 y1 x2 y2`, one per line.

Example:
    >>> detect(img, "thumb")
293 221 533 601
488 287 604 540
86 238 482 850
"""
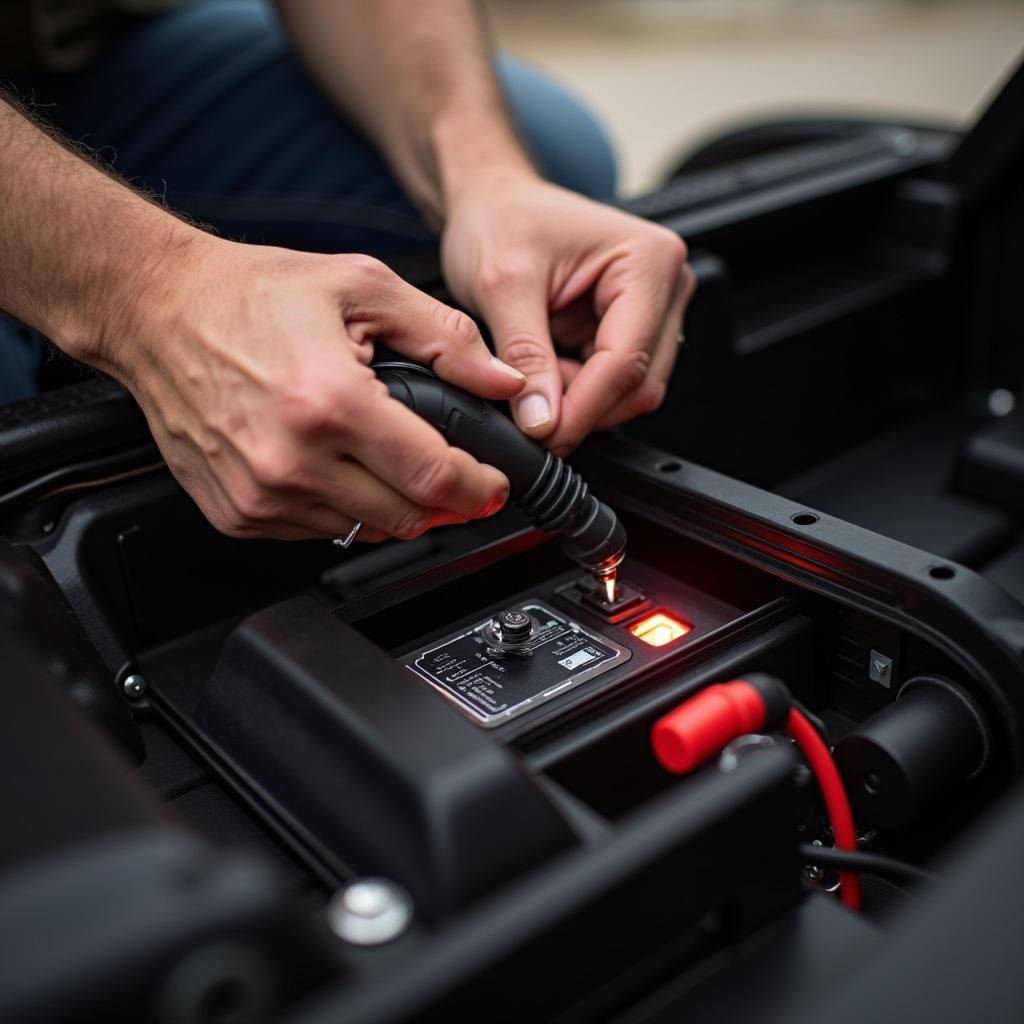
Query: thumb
363 273 528 400
478 283 562 439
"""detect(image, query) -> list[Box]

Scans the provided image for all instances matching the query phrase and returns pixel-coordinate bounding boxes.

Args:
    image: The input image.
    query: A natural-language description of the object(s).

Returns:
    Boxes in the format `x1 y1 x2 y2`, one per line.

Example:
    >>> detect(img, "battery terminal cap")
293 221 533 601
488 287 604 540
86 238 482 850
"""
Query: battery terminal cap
651 674 790 774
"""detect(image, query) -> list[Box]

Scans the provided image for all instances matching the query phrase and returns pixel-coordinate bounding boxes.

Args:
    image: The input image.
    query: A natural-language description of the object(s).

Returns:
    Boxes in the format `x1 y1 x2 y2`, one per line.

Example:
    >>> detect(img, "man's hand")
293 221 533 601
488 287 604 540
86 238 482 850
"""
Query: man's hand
441 173 695 455
114 236 525 541
276 1 695 455
2 96 526 545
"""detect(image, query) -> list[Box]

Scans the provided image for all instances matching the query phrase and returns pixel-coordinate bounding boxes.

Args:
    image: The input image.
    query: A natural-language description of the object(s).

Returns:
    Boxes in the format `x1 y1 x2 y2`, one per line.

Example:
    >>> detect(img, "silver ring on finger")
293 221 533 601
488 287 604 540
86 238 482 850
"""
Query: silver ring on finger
332 520 363 549
677 329 686 346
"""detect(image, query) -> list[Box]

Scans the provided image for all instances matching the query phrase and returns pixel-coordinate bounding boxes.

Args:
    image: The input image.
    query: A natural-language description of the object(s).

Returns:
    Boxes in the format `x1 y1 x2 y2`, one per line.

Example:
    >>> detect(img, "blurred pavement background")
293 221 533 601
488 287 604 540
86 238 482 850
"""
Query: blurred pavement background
486 0 1024 194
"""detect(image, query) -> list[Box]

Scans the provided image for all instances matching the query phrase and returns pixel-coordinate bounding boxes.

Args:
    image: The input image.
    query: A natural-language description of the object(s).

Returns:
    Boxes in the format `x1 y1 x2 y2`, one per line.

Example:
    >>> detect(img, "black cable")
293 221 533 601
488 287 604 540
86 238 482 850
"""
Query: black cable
791 698 830 745
799 843 938 884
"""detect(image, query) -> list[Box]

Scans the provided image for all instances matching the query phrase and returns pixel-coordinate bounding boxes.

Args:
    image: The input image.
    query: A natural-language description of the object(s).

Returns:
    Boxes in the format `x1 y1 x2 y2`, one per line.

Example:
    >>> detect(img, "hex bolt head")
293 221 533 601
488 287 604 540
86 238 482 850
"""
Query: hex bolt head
122 674 147 699
326 878 413 946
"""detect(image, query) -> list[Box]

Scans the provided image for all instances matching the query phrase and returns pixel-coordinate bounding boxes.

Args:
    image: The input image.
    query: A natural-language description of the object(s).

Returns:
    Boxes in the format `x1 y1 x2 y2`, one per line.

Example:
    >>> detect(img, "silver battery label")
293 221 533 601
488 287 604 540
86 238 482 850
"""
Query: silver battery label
559 649 597 670
401 602 630 727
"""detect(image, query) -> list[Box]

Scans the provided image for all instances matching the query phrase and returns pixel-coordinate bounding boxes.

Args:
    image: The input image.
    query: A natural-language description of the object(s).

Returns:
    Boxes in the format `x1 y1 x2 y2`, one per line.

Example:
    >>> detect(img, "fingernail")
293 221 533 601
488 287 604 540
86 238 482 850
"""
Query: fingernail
490 355 527 382
516 393 550 429
485 485 509 517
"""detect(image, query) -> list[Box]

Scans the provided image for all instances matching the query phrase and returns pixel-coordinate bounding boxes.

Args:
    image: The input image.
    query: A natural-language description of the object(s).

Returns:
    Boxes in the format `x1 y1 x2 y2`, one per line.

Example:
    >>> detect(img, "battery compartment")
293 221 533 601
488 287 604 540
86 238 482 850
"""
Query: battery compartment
337 511 814 825
129 493 1010 929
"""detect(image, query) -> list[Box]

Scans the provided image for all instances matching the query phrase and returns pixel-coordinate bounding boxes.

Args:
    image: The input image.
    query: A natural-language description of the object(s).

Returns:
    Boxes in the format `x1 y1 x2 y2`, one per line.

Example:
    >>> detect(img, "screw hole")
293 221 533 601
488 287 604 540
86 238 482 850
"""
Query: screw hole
657 460 681 473
791 512 819 526
864 772 882 796
929 564 956 580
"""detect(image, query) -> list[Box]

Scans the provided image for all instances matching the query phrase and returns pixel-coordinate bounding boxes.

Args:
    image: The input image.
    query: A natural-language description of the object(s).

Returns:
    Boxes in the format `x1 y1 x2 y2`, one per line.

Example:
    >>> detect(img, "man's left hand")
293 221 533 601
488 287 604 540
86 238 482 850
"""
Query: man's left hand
441 173 696 456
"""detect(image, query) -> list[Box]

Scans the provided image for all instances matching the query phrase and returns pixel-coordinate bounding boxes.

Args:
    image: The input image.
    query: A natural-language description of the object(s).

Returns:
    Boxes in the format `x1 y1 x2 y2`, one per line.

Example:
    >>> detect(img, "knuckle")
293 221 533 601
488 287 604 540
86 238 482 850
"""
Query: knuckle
280 380 353 437
404 454 460 508
615 348 652 395
438 306 482 349
500 334 554 376
247 443 302 490
477 260 529 296
343 253 391 282
393 508 431 540
229 479 277 524
652 226 688 267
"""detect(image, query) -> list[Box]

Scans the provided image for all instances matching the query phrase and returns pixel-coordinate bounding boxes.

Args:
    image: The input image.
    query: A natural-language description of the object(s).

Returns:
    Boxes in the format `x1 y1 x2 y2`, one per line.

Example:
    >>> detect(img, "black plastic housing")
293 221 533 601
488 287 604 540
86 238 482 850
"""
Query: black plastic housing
0 540 144 761
0 627 334 1024
194 596 576 919
835 676 990 829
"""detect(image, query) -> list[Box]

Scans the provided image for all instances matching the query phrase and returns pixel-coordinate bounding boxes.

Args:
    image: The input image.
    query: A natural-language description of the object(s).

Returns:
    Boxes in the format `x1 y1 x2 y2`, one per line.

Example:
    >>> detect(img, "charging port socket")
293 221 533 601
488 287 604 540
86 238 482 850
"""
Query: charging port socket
580 579 646 618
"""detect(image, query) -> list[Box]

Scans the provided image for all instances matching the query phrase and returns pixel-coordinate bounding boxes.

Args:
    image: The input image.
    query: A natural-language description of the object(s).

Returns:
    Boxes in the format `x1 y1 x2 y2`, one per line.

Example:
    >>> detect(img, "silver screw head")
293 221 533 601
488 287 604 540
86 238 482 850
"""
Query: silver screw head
122 674 147 699
988 388 1016 418
326 878 412 946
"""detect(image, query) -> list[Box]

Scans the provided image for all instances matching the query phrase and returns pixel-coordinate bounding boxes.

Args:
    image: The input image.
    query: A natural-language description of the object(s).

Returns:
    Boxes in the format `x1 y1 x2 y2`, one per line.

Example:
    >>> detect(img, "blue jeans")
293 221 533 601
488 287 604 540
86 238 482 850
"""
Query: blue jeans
0 0 617 403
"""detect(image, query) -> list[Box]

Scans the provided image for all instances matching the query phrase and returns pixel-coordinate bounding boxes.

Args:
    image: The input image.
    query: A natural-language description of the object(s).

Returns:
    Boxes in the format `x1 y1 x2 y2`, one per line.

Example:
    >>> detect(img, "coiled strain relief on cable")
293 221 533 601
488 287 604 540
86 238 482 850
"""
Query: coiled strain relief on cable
517 451 591 535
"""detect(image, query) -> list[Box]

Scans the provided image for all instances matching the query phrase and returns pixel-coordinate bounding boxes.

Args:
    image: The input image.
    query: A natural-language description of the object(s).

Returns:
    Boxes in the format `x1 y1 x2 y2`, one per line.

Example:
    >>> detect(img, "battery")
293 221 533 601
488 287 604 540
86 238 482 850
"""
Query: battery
401 601 631 727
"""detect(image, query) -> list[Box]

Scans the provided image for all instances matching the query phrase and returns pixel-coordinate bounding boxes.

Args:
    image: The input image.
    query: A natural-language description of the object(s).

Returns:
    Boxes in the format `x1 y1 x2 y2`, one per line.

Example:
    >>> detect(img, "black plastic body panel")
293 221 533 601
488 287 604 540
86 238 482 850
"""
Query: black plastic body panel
0 540 144 760
955 408 1024 517
287 746 800 1024
193 596 575 918
0 627 336 1024
574 434 1024 769
0 377 146 486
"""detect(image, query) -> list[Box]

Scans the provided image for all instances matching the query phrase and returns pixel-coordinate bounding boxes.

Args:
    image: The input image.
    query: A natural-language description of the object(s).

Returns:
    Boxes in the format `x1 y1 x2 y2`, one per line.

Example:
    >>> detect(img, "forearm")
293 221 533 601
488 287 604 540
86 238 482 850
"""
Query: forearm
273 0 536 227
0 96 201 374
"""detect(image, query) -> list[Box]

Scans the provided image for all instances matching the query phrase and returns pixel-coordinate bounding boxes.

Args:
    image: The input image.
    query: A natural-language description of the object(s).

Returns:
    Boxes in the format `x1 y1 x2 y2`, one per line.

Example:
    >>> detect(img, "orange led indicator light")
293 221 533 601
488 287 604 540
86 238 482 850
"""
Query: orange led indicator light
629 611 692 647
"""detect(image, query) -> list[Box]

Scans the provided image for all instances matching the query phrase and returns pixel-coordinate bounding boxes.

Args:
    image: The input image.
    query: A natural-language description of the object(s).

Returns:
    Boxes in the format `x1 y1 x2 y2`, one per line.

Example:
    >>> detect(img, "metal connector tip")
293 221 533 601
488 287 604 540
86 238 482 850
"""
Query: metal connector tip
591 552 624 605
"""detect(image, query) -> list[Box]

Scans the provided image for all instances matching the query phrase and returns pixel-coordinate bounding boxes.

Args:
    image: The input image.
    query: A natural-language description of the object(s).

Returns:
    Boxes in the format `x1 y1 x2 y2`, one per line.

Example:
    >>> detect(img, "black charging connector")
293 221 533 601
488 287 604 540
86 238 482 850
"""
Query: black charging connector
375 361 627 584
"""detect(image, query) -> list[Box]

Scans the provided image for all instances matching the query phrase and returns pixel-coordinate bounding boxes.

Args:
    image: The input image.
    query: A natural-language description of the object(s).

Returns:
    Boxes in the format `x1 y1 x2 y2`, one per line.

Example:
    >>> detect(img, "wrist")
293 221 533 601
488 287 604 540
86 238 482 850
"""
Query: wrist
60 215 215 378
426 103 539 227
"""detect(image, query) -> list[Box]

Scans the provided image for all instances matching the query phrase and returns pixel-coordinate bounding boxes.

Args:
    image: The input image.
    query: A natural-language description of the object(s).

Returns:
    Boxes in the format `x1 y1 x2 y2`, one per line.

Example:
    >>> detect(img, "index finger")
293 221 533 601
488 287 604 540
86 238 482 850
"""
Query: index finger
344 379 510 519
550 285 666 450
588 263 693 433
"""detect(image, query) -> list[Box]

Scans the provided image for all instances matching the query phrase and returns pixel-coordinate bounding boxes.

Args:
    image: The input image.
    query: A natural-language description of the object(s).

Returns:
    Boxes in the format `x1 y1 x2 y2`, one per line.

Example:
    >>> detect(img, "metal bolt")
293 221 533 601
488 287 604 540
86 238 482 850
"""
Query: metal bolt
122 674 147 699
326 878 412 946
718 733 775 773
496 609 533 642
803 839 826 883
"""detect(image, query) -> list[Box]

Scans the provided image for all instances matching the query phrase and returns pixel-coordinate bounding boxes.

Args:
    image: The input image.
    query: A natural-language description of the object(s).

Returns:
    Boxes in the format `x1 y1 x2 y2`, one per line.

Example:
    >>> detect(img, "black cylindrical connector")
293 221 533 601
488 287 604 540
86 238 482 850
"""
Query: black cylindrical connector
376 363 626 575
834 676 990 830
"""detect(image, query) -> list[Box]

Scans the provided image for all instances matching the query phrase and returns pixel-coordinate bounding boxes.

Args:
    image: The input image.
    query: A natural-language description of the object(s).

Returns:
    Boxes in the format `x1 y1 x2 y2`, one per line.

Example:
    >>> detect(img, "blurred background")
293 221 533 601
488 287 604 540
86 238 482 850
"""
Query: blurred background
485 0 1024 195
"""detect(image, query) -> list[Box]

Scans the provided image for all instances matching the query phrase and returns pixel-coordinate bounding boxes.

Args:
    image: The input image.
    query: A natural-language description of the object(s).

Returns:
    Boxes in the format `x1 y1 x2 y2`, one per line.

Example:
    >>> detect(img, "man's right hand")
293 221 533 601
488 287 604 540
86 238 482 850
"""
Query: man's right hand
107 235 526 542
0 96 521 541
